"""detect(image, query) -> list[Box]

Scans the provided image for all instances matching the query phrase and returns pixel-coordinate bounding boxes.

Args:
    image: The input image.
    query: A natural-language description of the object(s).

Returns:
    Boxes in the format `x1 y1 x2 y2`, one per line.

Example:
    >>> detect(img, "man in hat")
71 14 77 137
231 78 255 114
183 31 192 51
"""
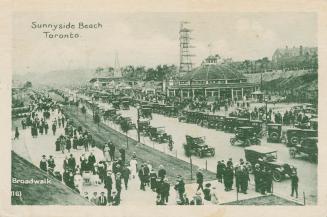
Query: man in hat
290 170 299 198
203 183 212 201
196 169 204 192
104 171 113 203
162 178 170 204
47 155 56 170
174 175 185 204
39 155 47 172
122 165 131 190
68 154 76 171
98 192 107 206
138 165 146 191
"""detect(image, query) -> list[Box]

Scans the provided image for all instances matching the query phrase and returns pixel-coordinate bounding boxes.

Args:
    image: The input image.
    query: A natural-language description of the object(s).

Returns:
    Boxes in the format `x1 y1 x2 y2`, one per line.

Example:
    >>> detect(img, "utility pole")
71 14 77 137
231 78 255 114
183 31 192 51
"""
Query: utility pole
137 107 140 142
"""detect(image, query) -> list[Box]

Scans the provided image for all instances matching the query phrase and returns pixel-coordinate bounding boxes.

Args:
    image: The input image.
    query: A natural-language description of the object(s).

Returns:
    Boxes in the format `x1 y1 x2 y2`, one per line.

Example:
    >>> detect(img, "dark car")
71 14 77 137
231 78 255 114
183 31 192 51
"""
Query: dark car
230 126 261 147
121 101 130 110
286 128 318 147
183 135 215 158
224 117 237 133
112 101 120 110
250 120 264 137
148 126 170 143
244 146 295 182
289 137 318 162
310 118 318 130
267 124 282 143
140 107 152 119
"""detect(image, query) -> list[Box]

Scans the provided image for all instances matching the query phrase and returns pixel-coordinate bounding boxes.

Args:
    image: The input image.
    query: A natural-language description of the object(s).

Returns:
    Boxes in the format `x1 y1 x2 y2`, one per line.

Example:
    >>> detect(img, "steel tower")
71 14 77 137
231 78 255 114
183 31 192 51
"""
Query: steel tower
179 21 194 76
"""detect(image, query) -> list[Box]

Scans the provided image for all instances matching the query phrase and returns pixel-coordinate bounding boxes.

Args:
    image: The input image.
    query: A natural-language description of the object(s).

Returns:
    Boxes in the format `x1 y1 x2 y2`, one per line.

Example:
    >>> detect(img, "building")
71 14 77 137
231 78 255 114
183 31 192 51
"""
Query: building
272 46 318 69
167 55 258 100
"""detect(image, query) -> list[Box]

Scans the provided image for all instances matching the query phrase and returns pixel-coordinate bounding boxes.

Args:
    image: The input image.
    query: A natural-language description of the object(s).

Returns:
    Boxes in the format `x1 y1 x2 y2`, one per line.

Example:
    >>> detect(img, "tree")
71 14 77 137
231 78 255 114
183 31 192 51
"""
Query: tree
120 120 133 149
93 112 100 129
81 106 86 120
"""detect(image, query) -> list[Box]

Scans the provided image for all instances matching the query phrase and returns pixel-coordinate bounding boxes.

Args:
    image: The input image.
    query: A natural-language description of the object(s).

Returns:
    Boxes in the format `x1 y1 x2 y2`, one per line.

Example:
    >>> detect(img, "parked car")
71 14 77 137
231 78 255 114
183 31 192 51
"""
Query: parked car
230 126 261 147
224 117 237 133
289 137 318 162
244 146 295 182
148 126 170 143
267 124 282 143
183 135 215 158
285 128 318 147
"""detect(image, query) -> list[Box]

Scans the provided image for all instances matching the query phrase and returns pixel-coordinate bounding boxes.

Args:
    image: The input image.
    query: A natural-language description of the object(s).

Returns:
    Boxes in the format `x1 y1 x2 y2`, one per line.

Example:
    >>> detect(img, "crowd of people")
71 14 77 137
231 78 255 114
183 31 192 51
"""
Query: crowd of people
14 89 303 206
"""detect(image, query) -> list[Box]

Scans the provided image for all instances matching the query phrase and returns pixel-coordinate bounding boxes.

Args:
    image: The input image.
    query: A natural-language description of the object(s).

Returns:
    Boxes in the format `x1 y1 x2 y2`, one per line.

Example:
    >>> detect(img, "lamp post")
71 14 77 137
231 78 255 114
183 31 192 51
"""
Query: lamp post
264 97 268 125
137 106 141 142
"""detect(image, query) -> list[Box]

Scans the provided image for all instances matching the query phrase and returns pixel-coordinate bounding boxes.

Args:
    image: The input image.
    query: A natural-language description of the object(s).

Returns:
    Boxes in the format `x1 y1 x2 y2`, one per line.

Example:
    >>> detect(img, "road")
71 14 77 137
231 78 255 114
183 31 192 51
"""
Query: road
78 94 317 205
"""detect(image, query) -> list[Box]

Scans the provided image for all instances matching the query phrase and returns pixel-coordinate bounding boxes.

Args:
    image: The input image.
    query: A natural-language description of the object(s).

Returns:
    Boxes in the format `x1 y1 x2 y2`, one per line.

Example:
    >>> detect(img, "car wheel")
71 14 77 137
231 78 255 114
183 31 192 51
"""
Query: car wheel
270 132 279 142
247 166 253 174
273 170 282 182
290 136 299 146
230 138 236 145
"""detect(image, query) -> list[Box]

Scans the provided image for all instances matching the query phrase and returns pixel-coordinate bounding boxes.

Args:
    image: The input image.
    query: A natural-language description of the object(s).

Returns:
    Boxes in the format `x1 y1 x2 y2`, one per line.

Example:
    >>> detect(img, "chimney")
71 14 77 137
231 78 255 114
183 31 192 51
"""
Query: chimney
300 45 303 56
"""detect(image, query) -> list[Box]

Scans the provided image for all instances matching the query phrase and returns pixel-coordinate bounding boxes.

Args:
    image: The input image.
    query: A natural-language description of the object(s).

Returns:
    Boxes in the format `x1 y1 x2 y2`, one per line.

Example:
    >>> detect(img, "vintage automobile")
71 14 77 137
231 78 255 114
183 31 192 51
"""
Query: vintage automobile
289 137 318 162
249 120 264 137
285 128 318 147
310 118 318 130
121 101 130 110
120 117 136 129
137 120 150 134
244 146 295 182
224 117 237 133
178 111 188 122
140 107 152 119
236 118 250 129
12 106 31 118
148 126 170 143
183 135 215 158
267 124 282 143
164 105 178 117
112 101 120 110
103 109 117 121
230 126 261 146
215 115 226 130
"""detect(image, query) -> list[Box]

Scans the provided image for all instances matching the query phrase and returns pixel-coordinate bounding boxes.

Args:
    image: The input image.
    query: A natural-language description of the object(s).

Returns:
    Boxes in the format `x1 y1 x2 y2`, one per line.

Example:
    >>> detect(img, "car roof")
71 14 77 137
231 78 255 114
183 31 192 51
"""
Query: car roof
238 126 253 129
244 146 277 154
267 123 282 126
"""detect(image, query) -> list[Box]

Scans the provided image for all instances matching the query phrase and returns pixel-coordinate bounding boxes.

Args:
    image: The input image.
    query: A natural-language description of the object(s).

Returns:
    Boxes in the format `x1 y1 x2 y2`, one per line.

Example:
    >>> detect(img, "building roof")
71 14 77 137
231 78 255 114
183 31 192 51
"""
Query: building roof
181 65 246 81
89 77 121 83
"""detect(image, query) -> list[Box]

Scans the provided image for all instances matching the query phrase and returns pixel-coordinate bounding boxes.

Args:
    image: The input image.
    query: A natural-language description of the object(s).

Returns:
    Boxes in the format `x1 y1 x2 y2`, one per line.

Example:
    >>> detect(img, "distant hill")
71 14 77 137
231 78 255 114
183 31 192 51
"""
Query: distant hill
13 68 94 87
11 151 93 205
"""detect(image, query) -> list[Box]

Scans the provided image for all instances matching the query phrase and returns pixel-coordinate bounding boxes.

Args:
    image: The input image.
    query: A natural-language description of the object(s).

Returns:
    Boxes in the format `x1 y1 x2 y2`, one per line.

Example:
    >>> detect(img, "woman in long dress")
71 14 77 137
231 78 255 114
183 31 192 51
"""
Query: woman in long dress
103 144 110 162
129 157 138 179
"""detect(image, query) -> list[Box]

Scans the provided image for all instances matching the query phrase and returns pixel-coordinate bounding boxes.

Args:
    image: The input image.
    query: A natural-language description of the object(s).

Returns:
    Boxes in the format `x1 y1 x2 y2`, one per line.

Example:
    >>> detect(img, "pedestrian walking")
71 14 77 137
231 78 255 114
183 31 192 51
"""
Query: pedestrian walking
196 169 204 192
39 155 47 172
14 127 19 140
291 171 299 198
122 165 131 190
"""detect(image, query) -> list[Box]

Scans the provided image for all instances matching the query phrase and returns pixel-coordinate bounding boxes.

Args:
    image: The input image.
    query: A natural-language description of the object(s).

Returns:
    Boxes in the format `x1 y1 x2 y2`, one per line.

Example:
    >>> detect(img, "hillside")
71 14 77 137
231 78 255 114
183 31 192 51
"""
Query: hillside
245 69 317 103
11 151 93 205
13 68 94 87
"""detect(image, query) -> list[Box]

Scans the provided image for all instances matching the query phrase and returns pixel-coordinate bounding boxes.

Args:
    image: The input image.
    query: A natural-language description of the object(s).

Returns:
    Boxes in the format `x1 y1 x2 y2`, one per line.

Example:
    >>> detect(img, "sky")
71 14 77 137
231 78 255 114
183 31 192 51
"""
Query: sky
13 12 317 75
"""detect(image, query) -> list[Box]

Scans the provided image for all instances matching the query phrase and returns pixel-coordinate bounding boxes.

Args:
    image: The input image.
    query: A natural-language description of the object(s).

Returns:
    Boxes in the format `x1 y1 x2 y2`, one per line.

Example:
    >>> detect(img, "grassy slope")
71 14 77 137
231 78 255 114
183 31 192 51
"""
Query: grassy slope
63 105 216 184
222 195 302 206
11 151 93 205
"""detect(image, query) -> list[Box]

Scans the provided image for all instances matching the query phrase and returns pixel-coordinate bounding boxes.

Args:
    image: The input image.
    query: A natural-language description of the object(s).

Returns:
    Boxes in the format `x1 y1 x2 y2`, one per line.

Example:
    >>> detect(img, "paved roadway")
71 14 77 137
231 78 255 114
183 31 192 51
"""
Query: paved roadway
77 94 316 205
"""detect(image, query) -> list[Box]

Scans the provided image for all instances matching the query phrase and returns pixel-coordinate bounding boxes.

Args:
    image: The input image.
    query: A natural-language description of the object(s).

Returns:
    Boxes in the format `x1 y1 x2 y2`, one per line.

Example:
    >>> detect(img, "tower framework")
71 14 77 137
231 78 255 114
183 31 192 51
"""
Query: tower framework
179 21 194 76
